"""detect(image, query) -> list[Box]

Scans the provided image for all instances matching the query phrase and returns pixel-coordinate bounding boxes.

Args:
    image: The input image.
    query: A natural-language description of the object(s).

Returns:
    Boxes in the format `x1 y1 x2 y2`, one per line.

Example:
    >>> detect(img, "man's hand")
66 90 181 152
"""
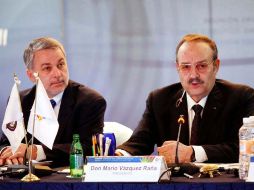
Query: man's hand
157 141 193 164
114 151 123 156
0 144 27 165
0 146 14 165
8 143 28 165
0 144 38 165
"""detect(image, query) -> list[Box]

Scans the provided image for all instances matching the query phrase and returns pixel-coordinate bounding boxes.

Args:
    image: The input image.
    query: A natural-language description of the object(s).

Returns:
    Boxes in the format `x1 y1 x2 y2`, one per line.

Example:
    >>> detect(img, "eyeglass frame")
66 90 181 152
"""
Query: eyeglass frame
177 59 216 74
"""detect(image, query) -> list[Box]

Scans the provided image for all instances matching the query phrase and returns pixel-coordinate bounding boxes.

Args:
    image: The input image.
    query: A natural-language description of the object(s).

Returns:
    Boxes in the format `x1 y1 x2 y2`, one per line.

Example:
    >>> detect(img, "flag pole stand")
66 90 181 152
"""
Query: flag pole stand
21 73 40 182
21 174 40 182
21 160 40 182
21 171 40 182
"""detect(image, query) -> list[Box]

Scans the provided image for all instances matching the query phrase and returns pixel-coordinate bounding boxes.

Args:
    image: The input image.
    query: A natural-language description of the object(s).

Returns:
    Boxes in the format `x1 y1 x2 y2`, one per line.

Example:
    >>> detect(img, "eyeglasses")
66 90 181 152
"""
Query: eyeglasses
178 60 215 74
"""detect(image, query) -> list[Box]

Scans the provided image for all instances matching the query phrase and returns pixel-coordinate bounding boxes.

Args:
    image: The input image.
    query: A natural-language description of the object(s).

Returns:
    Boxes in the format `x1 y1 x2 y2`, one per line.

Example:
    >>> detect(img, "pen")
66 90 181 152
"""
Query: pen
183 173 194 179
104 137 111 156
94 135 99 156
99 134 104 156
92 135 96 156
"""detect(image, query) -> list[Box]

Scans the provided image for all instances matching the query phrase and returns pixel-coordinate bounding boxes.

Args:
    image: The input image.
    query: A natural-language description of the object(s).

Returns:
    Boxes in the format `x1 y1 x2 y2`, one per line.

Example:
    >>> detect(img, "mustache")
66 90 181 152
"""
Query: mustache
52 77 65 82
50 79 65 85
188 77 203 84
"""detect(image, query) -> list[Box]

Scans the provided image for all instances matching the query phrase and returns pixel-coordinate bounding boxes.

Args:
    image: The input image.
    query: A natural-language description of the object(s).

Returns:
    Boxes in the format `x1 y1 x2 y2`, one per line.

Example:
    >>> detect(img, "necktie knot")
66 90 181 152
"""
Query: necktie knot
50 99 56 108
192 104 203 114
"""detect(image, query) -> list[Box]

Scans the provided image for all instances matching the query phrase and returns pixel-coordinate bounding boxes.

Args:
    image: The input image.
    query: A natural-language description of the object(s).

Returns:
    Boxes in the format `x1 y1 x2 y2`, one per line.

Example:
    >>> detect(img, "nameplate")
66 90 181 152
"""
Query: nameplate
85 156 168 182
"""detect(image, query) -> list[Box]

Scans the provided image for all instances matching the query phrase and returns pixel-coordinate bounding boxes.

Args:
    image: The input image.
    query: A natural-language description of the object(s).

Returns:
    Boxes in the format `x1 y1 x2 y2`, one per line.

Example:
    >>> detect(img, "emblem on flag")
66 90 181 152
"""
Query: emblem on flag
36 115 45 121
6 121 17 131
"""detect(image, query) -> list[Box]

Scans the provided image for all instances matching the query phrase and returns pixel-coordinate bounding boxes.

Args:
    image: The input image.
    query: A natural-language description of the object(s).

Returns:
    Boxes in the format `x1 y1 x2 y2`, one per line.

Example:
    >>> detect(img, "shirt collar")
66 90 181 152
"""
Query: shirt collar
51 92 64 105
186 93 207 112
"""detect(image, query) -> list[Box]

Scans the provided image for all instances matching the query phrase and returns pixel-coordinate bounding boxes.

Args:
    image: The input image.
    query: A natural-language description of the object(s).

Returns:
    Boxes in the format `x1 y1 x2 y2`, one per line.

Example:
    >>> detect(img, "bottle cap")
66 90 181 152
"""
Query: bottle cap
249 116 254 123
243 117 251 124
73 134 80 139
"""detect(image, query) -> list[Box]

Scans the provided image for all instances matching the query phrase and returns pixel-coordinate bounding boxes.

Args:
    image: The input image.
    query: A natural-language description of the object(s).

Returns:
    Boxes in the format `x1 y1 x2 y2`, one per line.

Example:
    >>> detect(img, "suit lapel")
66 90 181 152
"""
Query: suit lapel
54 82 75 143
199 83 223 144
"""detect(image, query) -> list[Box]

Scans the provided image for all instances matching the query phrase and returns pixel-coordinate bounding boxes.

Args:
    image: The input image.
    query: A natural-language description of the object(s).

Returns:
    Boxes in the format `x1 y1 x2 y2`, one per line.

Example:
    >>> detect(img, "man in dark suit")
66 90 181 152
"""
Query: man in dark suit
117 34 254 163
0 37 106 167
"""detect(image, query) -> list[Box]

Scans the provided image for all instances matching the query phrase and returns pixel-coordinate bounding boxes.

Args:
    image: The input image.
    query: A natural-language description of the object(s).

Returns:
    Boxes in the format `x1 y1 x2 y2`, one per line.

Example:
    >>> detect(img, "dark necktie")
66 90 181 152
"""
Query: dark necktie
50 99 56 108
190 104 203 145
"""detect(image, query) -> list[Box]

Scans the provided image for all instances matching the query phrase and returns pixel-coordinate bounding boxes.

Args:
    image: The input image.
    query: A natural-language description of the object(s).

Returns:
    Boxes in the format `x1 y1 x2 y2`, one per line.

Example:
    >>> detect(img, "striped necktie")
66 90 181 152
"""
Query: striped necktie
50 99 56 108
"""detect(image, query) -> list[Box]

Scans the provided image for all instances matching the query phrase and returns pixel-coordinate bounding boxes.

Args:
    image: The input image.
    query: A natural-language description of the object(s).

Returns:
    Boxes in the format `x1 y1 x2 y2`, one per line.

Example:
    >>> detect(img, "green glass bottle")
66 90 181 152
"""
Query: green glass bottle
70 134 84 177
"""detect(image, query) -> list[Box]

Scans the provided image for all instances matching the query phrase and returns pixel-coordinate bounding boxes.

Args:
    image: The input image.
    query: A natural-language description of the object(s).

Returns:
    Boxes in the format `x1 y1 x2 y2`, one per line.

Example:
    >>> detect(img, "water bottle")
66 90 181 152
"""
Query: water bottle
239 117 254 180
70 134 84 177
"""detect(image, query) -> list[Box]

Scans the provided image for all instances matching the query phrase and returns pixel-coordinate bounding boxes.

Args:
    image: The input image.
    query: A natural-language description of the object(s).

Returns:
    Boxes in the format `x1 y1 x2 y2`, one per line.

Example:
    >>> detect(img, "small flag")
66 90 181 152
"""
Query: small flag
2 78 25 153
27 77 59 149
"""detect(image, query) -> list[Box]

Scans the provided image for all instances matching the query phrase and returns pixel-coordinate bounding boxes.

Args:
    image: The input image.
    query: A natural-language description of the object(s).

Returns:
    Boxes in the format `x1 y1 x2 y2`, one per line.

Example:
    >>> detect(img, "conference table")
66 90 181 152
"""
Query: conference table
0 168 253 190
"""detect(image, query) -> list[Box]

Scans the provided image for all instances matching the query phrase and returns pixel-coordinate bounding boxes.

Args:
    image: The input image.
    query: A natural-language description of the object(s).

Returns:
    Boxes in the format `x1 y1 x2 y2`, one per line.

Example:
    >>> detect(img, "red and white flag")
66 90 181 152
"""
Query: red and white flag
2 79 25 153
27 77 59 149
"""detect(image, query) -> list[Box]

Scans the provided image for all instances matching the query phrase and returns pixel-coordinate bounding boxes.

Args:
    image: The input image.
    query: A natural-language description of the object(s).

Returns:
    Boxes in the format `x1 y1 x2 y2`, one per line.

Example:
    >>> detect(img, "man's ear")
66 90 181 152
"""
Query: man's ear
26 69 36 83
176 62 180 73
213 59 220 73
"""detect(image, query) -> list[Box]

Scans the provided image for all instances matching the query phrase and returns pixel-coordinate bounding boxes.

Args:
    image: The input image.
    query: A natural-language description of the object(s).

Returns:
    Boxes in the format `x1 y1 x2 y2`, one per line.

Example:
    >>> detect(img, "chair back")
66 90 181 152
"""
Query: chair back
103 122 133 146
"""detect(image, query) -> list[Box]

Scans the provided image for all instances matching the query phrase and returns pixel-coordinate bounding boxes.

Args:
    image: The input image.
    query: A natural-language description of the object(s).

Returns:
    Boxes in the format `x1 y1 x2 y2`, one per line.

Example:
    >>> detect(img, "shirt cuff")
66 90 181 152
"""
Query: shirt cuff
115 149 132 156
35 145 46 161
192 145 208 162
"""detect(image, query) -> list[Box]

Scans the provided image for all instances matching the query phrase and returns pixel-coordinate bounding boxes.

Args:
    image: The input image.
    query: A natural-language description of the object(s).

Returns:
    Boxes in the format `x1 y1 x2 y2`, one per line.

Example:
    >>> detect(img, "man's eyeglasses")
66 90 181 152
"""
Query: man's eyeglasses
178 60 215 74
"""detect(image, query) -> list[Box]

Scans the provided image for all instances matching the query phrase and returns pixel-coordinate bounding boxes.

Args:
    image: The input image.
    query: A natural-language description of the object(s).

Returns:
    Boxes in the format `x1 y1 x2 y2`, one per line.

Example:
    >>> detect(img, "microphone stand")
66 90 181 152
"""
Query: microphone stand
169 115 199 177
21 73 40 182
159 115 199 180
175 115 185 164
166 115 184 176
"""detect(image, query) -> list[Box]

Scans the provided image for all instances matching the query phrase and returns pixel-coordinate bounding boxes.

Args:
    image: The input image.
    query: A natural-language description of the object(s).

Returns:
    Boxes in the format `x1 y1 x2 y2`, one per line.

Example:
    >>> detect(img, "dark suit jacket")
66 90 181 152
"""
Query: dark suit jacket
0 80 106 167
118 79 254 163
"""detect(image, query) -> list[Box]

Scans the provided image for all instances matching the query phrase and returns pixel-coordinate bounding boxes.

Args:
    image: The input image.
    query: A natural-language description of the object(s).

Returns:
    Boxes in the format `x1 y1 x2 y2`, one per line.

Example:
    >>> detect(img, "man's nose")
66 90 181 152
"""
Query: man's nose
189 65 199 78
51 67 61 77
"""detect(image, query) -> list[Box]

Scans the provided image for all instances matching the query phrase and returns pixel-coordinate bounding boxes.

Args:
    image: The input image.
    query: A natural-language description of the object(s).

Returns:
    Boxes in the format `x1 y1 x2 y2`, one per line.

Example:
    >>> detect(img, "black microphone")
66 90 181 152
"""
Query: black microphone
167 115 200 176
175 115 185 164
4 164 54 178
176 90 185 107
0 169 27 177
0 165 28 178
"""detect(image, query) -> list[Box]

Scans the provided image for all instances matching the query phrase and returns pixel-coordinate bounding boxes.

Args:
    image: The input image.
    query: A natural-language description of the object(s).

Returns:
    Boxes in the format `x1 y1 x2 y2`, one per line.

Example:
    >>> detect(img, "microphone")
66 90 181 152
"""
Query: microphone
0 168 27 178
176 90 185 107
175 115 185 164
3 164 54 178
167 115 199 176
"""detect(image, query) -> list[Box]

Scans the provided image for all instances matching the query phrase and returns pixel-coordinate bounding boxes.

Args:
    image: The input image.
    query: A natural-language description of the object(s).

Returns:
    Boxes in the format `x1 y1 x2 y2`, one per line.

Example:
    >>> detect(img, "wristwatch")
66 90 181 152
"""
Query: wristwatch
191 147 196 162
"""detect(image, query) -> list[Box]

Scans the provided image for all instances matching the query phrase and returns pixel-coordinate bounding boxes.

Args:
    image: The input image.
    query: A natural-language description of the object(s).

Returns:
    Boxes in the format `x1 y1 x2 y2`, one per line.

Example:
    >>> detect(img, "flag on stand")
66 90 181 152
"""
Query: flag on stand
2 78 25 153
27 77 59 150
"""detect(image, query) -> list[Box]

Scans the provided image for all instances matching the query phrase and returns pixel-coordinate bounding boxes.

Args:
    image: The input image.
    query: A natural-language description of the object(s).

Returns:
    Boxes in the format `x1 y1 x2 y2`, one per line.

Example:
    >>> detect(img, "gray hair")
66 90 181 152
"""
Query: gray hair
23 37 66 69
